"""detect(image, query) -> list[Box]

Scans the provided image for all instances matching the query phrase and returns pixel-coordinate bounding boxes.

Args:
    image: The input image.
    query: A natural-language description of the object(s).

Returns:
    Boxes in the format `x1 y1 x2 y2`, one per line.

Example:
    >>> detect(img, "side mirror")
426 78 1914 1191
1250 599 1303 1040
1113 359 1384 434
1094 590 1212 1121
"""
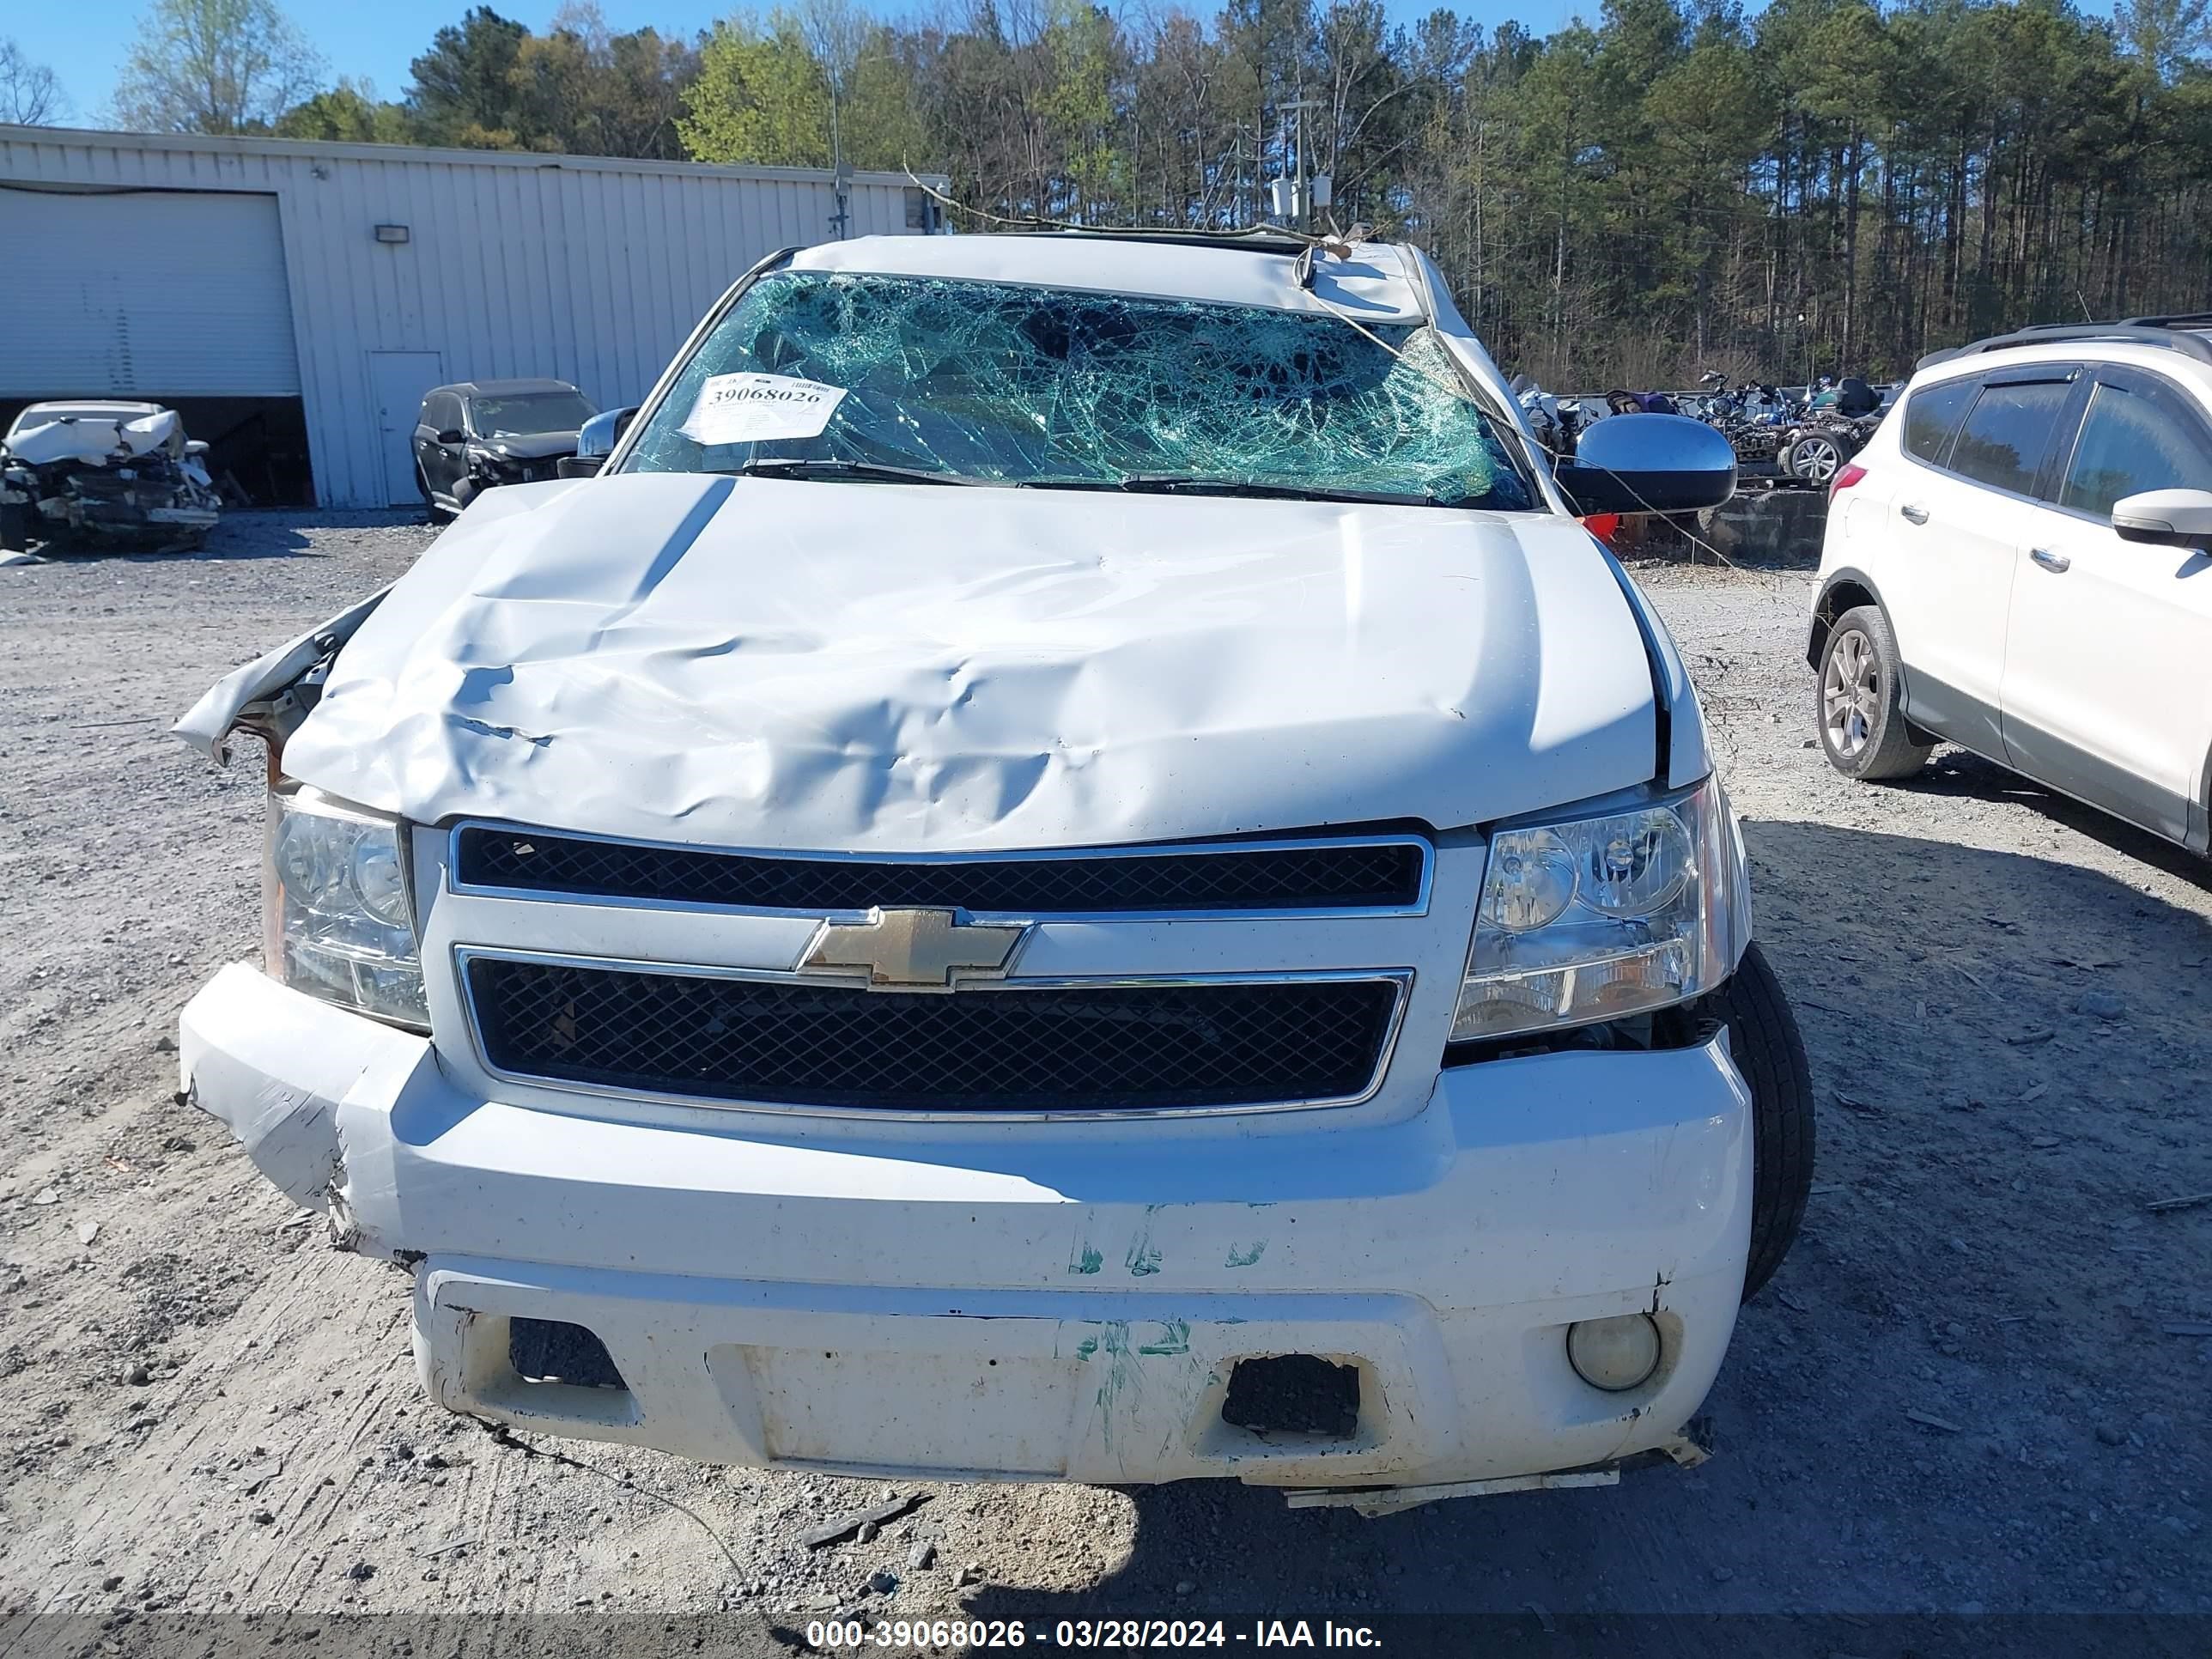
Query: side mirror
2112 488 2212 550
560 405 639 478
1553 413 1736 515
434 428 466 446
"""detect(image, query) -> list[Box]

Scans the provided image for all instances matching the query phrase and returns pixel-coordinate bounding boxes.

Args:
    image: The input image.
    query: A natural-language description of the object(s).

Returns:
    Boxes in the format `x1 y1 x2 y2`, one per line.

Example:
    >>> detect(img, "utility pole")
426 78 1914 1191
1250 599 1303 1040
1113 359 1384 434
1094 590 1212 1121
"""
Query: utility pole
829 82 850 240
1282 97 1320 232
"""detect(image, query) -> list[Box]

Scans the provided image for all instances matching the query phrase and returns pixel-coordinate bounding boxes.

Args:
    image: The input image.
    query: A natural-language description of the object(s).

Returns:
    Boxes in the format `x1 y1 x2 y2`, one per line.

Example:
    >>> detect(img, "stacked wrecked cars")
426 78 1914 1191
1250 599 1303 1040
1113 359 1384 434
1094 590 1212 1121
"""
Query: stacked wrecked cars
173 230 1814 1511
1 401 222 553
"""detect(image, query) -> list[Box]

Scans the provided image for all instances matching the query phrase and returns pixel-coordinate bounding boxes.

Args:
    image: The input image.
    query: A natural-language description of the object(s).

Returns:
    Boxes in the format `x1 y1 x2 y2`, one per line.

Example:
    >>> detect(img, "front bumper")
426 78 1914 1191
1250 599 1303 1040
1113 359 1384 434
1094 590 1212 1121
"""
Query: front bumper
34 495 219 534
180 963 1751 1489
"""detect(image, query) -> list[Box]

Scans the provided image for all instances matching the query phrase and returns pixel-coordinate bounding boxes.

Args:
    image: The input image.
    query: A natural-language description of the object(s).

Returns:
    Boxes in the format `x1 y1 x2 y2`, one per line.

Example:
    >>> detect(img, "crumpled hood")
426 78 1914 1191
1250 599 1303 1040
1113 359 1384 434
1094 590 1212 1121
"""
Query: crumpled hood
477 430 580 461
273 473 1656 850
8 409 183 467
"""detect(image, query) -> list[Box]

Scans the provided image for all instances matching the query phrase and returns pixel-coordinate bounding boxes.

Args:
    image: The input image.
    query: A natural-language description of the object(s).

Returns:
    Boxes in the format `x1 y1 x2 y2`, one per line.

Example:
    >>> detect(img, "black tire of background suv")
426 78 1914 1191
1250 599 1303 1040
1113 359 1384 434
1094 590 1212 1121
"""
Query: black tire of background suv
1708 941 1816 1303
1817 604 1936 781
0 501 32 554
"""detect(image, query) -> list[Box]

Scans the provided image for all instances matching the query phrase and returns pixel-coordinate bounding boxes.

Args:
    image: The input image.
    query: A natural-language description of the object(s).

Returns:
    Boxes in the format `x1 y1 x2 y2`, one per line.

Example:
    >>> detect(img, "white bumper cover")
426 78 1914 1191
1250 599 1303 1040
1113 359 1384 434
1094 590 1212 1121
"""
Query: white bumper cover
181 963 1750 1490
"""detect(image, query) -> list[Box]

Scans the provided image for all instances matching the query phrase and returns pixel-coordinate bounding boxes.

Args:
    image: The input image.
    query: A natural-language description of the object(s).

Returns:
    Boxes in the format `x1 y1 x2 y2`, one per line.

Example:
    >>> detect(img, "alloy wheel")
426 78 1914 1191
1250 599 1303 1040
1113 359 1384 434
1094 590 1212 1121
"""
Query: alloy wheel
1796 435 1843 483
1822 628 1880 757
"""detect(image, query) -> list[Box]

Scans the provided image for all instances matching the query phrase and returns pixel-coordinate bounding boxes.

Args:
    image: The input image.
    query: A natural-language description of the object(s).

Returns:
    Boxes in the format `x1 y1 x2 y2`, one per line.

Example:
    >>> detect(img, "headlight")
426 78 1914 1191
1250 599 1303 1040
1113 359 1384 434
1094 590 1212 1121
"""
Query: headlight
1451 775 1748 1042
264 783 428 1030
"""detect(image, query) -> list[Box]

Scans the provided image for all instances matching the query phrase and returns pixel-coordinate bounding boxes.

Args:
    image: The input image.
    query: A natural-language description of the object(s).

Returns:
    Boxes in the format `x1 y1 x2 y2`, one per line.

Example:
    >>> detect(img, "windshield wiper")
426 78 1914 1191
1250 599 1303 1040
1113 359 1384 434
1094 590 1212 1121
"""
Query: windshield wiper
731 458 982 487
1113 474 1447 507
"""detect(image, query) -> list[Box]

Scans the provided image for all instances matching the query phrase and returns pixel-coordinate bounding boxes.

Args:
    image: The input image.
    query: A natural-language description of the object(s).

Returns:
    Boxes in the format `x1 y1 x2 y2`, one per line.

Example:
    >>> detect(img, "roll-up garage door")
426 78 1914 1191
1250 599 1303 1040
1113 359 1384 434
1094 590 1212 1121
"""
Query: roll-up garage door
0 185 301 398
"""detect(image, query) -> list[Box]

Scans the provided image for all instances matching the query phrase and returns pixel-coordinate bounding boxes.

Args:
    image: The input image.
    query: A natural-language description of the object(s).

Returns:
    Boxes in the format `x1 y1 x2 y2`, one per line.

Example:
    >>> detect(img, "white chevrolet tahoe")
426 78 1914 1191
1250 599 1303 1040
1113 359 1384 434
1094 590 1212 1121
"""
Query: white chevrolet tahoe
174 231 1814 1510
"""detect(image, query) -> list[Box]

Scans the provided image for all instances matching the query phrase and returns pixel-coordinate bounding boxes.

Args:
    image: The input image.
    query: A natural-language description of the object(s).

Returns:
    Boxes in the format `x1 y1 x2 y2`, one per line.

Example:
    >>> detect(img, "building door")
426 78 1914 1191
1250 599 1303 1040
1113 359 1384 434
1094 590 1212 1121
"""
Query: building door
368 351 445 507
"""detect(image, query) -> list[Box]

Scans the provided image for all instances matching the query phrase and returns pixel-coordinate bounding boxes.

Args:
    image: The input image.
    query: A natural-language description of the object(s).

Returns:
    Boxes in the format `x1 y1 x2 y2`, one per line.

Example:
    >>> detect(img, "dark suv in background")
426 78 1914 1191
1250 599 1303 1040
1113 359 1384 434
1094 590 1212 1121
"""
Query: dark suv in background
414 379 597 520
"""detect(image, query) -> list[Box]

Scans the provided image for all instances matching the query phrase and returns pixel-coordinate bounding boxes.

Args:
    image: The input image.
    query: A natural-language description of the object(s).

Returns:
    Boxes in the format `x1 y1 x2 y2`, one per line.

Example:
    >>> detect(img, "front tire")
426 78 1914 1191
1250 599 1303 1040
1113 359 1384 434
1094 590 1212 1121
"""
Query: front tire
1817 605 1932 781
0 500 33 554
1708 942 1815 1302
416 466 451 525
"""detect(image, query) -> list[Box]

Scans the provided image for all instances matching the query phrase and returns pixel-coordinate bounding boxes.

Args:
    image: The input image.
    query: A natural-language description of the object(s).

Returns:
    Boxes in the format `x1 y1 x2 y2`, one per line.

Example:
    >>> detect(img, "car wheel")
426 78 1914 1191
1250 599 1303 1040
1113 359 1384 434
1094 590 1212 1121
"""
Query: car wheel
416 466 450 524
1707 941 1815 1303
1817 605 1933 781
0 501 33 553
1785 433 1844 484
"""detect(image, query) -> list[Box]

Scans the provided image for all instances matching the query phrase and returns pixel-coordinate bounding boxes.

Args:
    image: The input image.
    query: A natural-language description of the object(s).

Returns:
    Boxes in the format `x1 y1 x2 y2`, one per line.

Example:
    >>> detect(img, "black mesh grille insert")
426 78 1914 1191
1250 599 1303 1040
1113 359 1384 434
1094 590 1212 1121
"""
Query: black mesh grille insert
468 957 1402 1112
455 827 1425 915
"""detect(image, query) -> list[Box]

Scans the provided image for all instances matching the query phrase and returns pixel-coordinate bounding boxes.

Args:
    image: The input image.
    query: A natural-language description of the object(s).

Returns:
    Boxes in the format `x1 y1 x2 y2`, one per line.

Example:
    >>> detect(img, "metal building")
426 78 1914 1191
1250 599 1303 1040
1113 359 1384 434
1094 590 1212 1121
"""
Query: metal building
0 126 945 508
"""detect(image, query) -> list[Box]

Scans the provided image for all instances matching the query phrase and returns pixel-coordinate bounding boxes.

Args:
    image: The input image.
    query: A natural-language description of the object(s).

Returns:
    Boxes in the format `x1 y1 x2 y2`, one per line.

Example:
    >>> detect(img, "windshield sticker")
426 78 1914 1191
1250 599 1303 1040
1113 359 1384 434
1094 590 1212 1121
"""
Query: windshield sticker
679 373 848 446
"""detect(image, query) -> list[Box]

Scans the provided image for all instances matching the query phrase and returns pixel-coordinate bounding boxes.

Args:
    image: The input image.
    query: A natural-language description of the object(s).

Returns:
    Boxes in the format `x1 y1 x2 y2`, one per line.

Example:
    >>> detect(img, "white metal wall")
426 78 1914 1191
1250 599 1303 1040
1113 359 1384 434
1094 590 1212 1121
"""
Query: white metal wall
0 128 940 507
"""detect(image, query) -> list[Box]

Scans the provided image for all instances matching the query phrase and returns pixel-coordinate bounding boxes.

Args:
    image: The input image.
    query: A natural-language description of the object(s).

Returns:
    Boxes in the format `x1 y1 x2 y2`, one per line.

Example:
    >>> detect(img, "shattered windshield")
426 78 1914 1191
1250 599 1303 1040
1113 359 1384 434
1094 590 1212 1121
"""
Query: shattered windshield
622 270 1534 509
471 393 595 437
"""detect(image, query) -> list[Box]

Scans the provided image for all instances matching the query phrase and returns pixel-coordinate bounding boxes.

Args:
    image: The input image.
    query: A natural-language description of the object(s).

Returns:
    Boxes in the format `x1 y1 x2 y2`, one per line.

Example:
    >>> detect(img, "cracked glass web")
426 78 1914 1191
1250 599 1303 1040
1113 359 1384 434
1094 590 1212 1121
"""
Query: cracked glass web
627 270 1532 508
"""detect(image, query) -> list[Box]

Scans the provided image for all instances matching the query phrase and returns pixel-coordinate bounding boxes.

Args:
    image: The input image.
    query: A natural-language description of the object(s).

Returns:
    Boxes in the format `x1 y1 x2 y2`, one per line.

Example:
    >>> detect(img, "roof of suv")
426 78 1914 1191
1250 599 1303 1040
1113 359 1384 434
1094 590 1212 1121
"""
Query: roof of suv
434 379 581 399
1917 313 2212 374
787 231 1431 325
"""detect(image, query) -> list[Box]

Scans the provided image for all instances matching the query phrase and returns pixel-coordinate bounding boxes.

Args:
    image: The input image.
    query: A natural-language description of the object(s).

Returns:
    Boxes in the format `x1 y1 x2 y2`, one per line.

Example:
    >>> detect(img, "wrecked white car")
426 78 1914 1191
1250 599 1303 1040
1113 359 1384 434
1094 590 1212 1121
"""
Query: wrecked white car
173 231 1813 1510
0 401 222 553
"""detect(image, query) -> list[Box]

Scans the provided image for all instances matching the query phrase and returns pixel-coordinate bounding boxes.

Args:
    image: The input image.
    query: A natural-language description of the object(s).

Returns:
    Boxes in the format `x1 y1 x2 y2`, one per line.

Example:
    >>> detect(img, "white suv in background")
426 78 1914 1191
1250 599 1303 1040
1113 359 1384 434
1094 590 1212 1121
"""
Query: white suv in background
1810 314 2212 852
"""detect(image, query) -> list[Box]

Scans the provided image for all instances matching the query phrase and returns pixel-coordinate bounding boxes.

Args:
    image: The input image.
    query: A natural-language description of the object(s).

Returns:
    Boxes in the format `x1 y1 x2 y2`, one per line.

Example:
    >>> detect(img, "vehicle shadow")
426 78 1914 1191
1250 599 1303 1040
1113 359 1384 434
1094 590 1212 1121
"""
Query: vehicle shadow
939 822 2212 1631
1897 746 2212 892
21 507 428 563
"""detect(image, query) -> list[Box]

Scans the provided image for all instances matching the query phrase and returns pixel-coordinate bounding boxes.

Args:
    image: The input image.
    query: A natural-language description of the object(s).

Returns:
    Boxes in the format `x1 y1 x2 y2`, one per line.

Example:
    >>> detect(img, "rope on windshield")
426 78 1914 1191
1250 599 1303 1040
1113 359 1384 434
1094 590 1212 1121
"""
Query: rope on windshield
1300 286 1743 568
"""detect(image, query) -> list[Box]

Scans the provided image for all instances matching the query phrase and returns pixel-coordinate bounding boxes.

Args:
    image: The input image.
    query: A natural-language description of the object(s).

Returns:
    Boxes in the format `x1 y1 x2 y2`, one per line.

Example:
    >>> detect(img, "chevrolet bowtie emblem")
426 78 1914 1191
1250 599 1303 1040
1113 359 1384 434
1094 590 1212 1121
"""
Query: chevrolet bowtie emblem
799 907 1030 992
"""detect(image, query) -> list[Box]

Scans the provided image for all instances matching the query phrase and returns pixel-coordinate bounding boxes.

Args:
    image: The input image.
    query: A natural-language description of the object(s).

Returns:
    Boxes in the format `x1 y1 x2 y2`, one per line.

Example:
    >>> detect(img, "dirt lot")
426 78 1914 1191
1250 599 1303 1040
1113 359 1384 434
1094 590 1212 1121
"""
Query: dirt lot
1 514 2208 1652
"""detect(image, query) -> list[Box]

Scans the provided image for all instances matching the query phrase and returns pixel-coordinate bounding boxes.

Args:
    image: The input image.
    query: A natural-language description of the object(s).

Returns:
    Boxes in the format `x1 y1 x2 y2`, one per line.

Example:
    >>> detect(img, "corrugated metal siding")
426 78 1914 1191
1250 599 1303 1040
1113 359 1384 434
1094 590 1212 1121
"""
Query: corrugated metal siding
0 129 936 507
0 185 301 397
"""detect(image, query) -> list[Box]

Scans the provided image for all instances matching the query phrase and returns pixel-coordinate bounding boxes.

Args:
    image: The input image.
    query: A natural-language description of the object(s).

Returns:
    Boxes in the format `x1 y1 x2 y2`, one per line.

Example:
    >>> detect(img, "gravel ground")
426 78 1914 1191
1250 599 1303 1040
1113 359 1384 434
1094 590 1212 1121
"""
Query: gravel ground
0 511 2207 1652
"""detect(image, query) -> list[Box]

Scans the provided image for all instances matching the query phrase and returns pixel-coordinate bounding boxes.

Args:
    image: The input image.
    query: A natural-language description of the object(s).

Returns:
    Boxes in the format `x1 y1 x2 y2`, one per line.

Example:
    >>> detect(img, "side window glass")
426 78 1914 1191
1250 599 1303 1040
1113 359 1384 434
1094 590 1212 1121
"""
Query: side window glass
2059 381 2212 520
1902 379 1973 465
1948 380 2071 495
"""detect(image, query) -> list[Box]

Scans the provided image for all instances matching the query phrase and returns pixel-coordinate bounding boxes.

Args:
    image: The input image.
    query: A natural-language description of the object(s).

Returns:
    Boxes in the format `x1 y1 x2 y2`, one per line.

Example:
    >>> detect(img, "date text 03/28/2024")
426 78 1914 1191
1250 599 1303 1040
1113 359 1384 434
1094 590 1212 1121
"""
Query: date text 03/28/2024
802 1619 1383 1649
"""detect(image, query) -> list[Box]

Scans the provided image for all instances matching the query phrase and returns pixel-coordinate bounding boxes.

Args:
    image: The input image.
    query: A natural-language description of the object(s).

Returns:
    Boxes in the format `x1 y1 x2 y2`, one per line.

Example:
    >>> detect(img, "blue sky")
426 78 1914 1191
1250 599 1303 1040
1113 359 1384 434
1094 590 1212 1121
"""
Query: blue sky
13 0 1595 125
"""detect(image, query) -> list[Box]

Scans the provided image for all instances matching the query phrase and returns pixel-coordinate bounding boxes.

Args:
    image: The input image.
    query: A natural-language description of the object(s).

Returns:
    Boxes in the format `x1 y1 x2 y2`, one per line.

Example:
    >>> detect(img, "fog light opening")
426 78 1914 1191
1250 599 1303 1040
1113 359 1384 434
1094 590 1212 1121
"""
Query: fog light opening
1565 1314 1662 1393
507 1316 629 1391
1221 1354 1361 1438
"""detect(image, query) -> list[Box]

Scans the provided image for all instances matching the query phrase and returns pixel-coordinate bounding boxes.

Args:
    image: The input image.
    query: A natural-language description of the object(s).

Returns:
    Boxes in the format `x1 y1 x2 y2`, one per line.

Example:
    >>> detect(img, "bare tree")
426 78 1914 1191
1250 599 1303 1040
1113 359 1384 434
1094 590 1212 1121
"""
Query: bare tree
112 0 326 136
1 38 69 125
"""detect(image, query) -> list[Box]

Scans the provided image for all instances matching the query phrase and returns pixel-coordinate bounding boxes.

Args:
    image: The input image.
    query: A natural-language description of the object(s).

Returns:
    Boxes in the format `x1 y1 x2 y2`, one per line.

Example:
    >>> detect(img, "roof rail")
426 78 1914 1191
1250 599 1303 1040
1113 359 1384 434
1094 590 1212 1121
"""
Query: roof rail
1918 315 2212 372
1006 225 1316 255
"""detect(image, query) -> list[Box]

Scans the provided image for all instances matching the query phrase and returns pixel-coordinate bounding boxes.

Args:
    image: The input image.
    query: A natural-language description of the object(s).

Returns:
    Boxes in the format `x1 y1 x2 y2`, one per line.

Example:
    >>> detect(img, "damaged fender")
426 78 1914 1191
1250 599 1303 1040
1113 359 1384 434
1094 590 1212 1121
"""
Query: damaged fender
172 588 390 760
